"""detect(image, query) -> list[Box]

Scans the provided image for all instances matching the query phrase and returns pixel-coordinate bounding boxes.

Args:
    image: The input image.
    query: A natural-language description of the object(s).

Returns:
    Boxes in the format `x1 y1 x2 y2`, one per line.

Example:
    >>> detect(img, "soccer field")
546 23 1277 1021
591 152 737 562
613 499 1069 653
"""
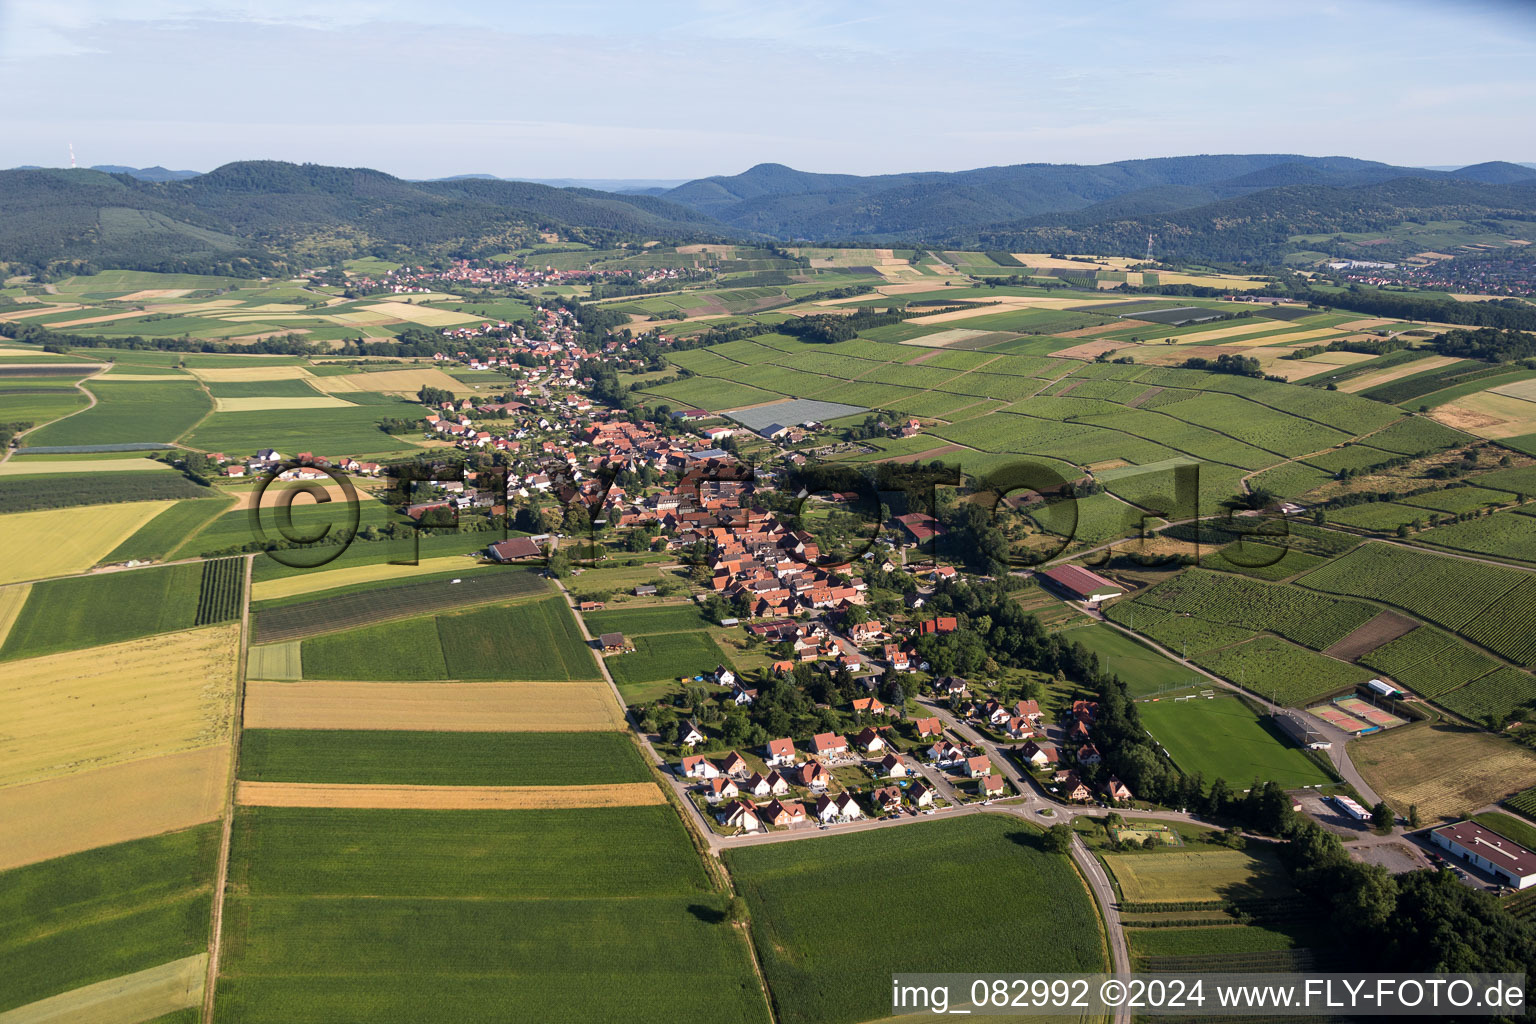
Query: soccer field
1138 694 1334 789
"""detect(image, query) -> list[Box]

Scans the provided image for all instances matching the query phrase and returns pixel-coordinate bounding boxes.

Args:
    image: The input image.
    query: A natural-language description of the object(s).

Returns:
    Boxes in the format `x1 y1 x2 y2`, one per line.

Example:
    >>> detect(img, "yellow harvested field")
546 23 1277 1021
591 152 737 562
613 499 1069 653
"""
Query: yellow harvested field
0 305 85 321
1354 723 1536 821
235 780 664 809
186 365 315 382
230 482 366 512
0 584 30 649
243 679 626 732
212 395 353 412
1103 848 1289 902
0 502 175 585
899 328 993 348
1300 350 1379 366
1009 253 1111 270
0 625 239 787
0 954 207 1024
113 288 193 301
1338 356 1460 394
329 310 398 325
1490 378 1536 403
1433 393 1536 439
311 367 468 394
1152 272 1267 290
1222 327 1349 348
0 457 171 476
1337 317 1399 331
1171 319 1296 343
0 746 230 870
250 554 478 600
44 311 153 329
905 297 1116 326
361 301 484 327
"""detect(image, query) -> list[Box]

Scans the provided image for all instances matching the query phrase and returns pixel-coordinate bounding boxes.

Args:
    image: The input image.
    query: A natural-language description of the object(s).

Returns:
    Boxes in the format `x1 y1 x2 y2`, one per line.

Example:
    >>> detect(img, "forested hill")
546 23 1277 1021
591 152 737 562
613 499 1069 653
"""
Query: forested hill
959 177 1536 263
659 155 1536 240
0 161 731 276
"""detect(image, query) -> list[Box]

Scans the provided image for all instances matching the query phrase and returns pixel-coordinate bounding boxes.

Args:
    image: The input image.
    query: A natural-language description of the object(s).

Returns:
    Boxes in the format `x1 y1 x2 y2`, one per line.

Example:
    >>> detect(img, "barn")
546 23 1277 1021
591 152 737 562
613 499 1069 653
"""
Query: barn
1039 564 1124 604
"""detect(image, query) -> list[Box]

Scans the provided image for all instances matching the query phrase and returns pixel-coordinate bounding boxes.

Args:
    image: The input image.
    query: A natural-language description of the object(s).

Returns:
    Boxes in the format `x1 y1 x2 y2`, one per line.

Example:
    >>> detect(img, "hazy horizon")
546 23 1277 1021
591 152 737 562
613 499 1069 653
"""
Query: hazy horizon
1 0 1533 179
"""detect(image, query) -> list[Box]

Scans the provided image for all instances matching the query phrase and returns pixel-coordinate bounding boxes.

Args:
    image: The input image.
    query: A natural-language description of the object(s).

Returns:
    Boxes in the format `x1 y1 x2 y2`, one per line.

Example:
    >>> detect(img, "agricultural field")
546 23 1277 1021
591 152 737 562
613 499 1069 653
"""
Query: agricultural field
23 379 212 446
0 561 234 659
1418 510 1536 563
238 730 649 786
250 553 481 601
726 815 1105 1024
1104 846 1296 904
0 824 220 1015
242 680 628 732
217 805 768 1023
99 496 235 563
0 501 177 584
299 596 597 680
0 624 239 787
1129 568 1378 651
1353 723 1536 821
181 404 423 457
0 470 211 513
253 566 548 642
1138 695 1335 789
606 632 732 689
583 603 711 636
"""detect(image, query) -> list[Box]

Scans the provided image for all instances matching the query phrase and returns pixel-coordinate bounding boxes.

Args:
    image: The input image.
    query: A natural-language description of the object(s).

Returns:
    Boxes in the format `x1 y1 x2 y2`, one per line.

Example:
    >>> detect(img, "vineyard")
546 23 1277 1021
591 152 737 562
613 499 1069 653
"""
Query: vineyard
1297 543 1529 632
195 557 244 626
1359 626 1455 677
1193 636 1371 705
1132 568 1377 650
1505 786 1536 821
1437 667 1536 727
1420 511 1536 564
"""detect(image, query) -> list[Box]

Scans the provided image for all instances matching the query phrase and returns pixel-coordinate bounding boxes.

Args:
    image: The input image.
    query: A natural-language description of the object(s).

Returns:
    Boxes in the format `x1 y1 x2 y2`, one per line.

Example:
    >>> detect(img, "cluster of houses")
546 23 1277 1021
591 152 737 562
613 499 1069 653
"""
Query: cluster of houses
344 257 687 296
221 449 382 479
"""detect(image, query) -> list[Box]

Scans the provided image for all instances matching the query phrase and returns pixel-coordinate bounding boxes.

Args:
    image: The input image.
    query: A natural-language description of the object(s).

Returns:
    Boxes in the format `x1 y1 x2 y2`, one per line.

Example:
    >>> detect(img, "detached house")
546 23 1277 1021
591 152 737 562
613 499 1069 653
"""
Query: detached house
810 732 849 757
965 755 993 779
1021 740 1058 768
764 737 797 767
680 754 720 780
909 781 935 808
878 752 908 778
722 800 761 832
915 716 943 738
706 777 739 803
855 727 885 753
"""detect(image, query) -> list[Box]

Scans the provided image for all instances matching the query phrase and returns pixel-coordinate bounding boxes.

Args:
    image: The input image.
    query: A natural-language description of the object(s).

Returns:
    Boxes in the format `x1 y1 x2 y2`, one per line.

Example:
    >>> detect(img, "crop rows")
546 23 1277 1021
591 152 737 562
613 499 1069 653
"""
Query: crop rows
1359 626 1456 676
1297 543 1526 630
1135 568 1378 650
254 567 547 643
1388 642 1501 697
1364 416 1470 456
1193 636 1370 705
1420 511 1536 563
1458 577 1536 666
1437 668 1536 726
195 557 244 626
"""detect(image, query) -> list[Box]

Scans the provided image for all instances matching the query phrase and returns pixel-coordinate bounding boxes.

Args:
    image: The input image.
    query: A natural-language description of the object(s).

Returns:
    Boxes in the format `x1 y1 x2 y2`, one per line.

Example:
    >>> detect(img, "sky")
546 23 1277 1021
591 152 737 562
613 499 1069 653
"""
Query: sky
1 0 1533 181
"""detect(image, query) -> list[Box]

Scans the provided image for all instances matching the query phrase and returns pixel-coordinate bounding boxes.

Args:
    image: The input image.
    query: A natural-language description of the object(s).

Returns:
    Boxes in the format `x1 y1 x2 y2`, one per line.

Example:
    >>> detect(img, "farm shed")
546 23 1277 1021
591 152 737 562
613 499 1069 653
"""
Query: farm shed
1432 821 1536 889
486 537 542 562
1039 565 1124 604
599 632 629 652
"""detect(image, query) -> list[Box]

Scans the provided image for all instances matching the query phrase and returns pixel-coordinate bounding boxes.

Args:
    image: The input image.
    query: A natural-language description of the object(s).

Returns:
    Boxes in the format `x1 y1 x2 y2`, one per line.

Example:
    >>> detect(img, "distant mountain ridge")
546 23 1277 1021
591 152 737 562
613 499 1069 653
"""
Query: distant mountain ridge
656 155 1536 239
2 154 1533 273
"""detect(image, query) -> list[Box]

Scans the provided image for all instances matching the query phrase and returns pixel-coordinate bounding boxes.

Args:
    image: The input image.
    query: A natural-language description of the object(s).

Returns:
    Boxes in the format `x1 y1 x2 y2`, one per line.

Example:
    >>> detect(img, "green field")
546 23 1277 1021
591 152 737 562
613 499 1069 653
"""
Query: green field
0 561 210 659
1138 695 1335 788
217 806 768 1023
238 730 649 786
24 380 212 446
0 824 220 1013
182 405 422 457
299 596 597 680
101 496 236 563
725 815 1106 1024
606 631 731 688
583 604 711 635
1061 624 1198 696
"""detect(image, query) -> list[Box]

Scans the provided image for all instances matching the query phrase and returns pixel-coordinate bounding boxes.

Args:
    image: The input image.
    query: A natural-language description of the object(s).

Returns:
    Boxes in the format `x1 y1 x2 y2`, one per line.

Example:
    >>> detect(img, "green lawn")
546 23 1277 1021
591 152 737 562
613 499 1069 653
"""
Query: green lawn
1062 624 1198 696
0 824 220 1013
1138 694 1335 789
0 562 206 660
607 632 732 688
238 730 649 786
725 815 1106 1024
